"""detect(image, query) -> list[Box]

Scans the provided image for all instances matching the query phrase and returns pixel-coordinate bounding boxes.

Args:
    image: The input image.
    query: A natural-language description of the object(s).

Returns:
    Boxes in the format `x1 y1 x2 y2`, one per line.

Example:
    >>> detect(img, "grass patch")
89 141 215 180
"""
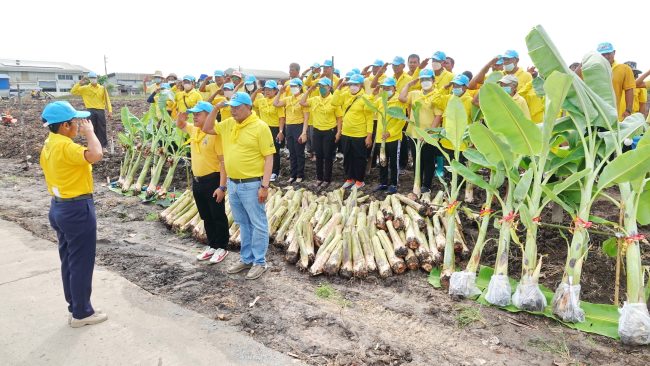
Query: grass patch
145 212 158 222
454 305 485 328
527 336 572 359
315 282 351 308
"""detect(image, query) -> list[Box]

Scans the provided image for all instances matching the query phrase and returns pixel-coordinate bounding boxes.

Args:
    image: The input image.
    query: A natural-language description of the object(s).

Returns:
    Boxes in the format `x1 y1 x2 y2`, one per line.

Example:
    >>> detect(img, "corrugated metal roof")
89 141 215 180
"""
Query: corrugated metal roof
0 59 91 73
225 68 289 80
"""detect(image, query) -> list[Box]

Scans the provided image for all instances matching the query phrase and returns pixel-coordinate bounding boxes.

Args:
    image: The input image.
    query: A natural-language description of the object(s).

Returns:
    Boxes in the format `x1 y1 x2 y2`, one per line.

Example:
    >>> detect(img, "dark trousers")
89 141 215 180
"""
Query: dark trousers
400 137 414 169
421 143 442 190
88 108 108 147
376 140 400 186
192 173 228 250
48 198 97 320
269 126 284 175
285 124 306 179
312 127 337 182
341 135 368 182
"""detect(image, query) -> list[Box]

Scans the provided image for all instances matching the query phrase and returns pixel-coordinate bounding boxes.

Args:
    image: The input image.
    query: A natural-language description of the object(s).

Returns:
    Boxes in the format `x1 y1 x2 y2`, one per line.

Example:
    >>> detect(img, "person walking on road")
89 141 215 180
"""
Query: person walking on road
70 71 113 152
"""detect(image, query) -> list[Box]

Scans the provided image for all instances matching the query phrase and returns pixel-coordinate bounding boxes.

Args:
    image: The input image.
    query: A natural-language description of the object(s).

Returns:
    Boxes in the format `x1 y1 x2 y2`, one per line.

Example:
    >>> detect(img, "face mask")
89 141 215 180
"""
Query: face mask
154 78 162 84
183 83 192 91
421 80 433 90
385 90 394 97
504 63 515 72
245 84 255 92
89 78 98 84
224 90 234 98
319 87 329 97
349 85 360 94
502 86 513 95
290 87 301 95
452 87 464 96
432 62 443 71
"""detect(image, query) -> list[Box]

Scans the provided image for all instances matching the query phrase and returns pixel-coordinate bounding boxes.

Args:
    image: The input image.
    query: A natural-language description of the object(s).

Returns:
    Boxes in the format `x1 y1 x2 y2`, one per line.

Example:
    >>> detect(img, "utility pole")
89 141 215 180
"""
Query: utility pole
103 55 108 76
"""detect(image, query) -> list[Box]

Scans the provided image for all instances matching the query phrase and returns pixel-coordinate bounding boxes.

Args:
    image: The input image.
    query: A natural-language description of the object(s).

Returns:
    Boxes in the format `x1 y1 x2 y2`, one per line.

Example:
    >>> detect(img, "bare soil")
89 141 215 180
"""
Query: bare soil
1 98 649 365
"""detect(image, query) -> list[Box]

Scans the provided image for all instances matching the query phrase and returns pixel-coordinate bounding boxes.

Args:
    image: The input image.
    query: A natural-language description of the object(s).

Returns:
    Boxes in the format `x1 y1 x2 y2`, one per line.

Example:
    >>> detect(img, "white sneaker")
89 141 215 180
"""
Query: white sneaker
197 246 216 261
295 177 303 183
270 173 278 182
341 180 354 189
70 312 108 328
69 308 102 325
209 248 229 264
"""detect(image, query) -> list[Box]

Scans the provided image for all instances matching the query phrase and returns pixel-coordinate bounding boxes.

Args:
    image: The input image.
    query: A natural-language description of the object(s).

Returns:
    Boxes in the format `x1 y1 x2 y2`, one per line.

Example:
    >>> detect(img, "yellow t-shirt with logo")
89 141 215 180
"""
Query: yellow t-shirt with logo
282 94 309 125
40 133 93 198
406 89 438 137
185 124 223 177
254 97 285 128
174 89 203 113
214 114 276 179
332 89 374 138
306 94 343 131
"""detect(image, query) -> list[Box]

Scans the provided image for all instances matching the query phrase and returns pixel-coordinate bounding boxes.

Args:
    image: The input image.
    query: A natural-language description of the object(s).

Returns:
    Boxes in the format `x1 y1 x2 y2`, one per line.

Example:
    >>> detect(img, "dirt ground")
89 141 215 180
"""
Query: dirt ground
2 98 650 365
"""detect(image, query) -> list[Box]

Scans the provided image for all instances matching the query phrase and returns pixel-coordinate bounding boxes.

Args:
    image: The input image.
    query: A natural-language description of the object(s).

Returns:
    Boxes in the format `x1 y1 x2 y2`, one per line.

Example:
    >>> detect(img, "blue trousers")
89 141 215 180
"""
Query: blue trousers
48 198 97 319
227 180 269 265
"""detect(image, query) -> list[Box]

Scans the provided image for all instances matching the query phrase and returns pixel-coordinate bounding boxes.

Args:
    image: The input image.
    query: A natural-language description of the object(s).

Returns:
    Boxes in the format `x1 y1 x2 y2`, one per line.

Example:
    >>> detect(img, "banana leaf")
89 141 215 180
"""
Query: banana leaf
467 123 513 169
444 96 469 151
597 144 650 190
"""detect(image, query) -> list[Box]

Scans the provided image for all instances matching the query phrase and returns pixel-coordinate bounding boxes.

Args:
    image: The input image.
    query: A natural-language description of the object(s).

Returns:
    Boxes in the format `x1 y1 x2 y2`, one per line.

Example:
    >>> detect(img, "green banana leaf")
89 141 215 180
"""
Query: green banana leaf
463 148 497 170
450 160 499 196
597 144 650 190
581 51 616 111
468 123 513 169
445 96 469 152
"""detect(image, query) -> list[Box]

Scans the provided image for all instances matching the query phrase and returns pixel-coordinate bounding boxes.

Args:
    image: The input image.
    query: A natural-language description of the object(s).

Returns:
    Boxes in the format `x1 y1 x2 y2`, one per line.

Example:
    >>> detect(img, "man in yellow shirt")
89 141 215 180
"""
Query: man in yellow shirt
199 70 225 97
253 80 285 181
70 71 112 150
372 77 407 194
274 78 309 183
175 101 229 265
40 101 107 328
174 75 203 115
501 50 532 92
207 82 234 121
202 92 275 280
431 51 454 92
597 43 635 120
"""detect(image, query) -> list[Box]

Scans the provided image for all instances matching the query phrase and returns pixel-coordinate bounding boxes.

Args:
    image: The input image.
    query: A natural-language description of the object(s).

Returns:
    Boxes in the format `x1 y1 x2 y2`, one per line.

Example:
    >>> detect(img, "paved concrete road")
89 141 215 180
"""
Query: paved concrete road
0 219 300 366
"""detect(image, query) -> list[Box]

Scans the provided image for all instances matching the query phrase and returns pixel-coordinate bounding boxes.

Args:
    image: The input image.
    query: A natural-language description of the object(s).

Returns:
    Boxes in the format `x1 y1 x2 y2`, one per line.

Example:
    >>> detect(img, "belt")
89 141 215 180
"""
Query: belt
193 172 219 183
53 193 93 203
229 177 261 184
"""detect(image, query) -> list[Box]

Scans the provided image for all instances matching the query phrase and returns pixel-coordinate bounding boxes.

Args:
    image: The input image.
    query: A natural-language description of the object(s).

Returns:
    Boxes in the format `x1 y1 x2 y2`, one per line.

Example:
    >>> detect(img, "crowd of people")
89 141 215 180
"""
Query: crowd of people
38 42 649 327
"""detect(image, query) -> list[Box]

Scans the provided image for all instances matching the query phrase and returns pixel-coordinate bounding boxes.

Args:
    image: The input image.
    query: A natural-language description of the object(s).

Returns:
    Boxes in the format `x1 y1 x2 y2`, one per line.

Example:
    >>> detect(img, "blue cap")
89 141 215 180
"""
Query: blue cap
392 56 405 65
318 77 332 87
199 74 208 81
348 74 364 84
380 77 396 87
244 75 257 84
451 74 470 86
182 75 196 82
418 69 434 79
223 82 235 90
503 50 519 59
322 60 333 67
351 68 361 74
345 71 354 78
226 92 253 107
264 80 278 89
372 59 385 67
289 78 303 87
495 55 504 65
187 101 214 114
312 62 321 69
431 51 446 62
160 83 171 89
597 42 614 54
88 71 97 78
334 68 340 75
41 101 90 126
214 70 225 77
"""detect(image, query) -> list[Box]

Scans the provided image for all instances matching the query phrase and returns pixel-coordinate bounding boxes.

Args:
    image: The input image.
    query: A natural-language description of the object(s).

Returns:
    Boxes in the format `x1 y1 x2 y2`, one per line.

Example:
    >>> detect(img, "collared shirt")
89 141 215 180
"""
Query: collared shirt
214 113 276 179
612 61 636 120
305 94 342 131
394 72 414 97
71 83 112 113
254 96 285 127
332 89 374 138
185 124 223 177
433 69 454 94
406 89 439 136
281 94 309 125
40 132 92 198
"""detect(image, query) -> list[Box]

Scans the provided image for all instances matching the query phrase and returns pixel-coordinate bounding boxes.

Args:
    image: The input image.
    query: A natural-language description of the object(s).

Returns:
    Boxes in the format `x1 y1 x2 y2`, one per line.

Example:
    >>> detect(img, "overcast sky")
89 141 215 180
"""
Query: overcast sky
5 0 649 79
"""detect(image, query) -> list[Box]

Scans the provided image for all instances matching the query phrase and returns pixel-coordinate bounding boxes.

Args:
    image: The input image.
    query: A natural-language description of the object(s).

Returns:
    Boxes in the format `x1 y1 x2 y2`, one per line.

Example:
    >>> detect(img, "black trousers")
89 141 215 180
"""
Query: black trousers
312 127 337 182
341 135 368 182
285 124 306 179
400 137 415 169
192 173 228 250
269 126 284 175
375 140 400 186
88 108 108 147
421 143 442 190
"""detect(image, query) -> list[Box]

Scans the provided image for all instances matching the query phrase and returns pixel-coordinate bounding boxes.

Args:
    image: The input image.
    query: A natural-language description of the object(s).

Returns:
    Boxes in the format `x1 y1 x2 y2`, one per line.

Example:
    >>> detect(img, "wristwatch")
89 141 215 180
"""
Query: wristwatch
260 184 269 189
218 185 227 192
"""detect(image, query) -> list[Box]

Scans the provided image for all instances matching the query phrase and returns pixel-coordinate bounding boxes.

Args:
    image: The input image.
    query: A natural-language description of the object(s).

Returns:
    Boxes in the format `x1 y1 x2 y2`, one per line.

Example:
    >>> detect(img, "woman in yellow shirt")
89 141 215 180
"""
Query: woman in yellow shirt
300 77 342 190
253 80 285 181
274 78 309 183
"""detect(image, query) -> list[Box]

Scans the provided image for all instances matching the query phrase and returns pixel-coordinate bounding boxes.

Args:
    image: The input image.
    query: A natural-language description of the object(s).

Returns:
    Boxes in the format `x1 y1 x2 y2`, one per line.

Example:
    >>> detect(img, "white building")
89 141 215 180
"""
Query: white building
0 58 91 96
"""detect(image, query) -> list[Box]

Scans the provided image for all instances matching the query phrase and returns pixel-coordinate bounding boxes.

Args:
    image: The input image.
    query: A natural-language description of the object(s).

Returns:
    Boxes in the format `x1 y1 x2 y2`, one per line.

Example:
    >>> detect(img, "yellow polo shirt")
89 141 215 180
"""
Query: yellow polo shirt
332 89 374 138
70 83 112 113
254 97 285 128
512 94 531 120
406 89 438 136
394 73 414 97
306 95 342 131
185 124 223 177
519 80 544 123
433 69 454 93
174 89 203 113
505 68 533 93
631 88 648 113
612 62 638 119
433 93 473 150
40 133 93 198
374 97 407 143
282 94 308 125
365 74 387 94
211 96 232 121
214 114 276 179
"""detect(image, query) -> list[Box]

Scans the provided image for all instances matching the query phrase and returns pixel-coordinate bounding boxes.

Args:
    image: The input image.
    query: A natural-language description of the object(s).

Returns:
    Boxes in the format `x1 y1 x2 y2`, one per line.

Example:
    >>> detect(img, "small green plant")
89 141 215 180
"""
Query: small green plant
315 282 351 308
527 336 571 360
145 212 158 222
454 305 485 328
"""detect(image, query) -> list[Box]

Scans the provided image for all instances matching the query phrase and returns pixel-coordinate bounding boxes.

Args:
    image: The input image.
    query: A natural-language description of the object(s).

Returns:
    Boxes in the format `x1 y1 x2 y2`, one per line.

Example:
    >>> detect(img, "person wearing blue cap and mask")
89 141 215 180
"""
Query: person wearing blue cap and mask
71 71 112 150
429 51 454 92
300 77 343 190
362 59 387 94
199 70 226 97
175 101 229 265
332 73 374 189
147 82 175 117
252 80 286 181
282 63 301 97
597 42 636 120
202 92 276 280
209 82 235 121
371 56 413 97
40 101 107 328
500 50 532 93
371 77 407 194
173 75 203 115
274 78 309 183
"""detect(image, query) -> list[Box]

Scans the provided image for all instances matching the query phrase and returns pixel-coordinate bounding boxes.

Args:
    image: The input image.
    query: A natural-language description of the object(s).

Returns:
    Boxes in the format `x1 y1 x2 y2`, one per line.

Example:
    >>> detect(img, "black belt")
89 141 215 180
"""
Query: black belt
53 194 93 202
229 177 261 184
193 172 219 183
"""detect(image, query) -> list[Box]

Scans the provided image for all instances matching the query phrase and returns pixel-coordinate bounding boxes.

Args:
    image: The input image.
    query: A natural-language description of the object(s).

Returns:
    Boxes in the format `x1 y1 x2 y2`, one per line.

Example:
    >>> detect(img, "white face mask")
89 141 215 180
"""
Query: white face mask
349 85 361 94
183 83 192 91
89 78 98 84
432 62 443 71
420 80 433 90
224 90 234 98
504 63 515 72
385 90 394 97
245 84 255 92
290 86 301 95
